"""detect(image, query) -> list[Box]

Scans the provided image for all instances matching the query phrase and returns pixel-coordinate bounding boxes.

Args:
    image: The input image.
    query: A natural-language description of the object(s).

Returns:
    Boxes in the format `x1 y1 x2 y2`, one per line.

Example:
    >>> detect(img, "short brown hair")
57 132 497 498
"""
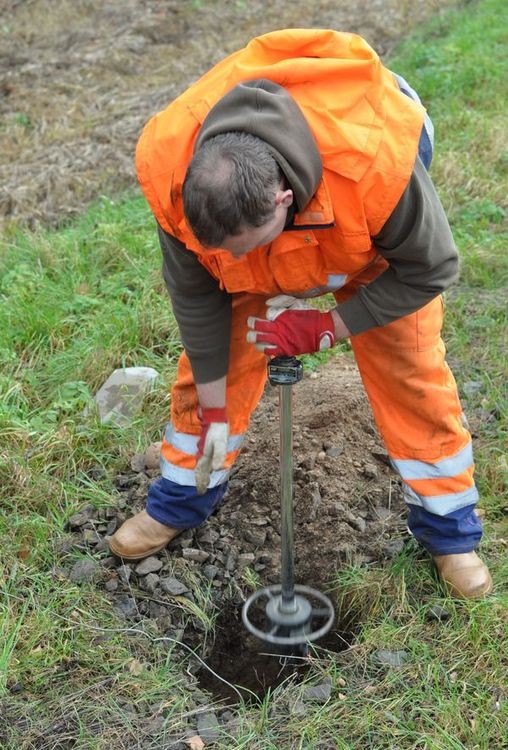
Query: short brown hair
183 132 281 247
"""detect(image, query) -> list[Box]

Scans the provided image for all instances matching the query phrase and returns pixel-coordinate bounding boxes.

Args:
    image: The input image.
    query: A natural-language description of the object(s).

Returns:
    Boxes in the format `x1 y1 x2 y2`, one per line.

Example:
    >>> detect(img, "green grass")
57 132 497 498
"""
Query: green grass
1 0 507 747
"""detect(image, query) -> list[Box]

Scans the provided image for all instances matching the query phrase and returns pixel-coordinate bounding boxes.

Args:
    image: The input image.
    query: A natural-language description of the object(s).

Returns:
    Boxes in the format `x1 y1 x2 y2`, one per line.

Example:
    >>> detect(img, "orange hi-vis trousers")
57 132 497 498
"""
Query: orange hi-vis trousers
147 270 482 555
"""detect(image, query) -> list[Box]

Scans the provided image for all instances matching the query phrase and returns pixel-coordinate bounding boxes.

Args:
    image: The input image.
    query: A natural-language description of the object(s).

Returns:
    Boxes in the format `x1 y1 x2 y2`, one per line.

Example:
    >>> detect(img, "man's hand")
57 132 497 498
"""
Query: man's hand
195 407 228 494
246 296 336 357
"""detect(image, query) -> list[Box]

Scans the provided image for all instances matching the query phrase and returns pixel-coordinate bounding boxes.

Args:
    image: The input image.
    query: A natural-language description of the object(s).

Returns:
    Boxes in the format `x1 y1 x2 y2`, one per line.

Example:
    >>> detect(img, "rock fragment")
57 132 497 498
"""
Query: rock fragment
302 678 332 703
197 711 220 743
69 559 100 584
135 556 163 575
373 649 408 668
182 548 210 564
426 604 450 622
91 366 159 426
160 577 190 596
67 506 95 529
112 594 138 618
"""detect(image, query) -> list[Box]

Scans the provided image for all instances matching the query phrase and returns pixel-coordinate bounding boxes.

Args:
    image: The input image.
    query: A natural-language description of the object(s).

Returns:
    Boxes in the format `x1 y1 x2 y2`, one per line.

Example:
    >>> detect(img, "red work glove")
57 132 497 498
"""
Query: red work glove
247 296 335 357
195 407 229 495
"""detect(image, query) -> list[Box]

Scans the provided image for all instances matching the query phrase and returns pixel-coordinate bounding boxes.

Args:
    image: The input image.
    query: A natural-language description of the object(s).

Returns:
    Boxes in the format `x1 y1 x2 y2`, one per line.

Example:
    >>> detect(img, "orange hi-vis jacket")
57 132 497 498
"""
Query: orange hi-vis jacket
135 29 426 298
136 30 479 545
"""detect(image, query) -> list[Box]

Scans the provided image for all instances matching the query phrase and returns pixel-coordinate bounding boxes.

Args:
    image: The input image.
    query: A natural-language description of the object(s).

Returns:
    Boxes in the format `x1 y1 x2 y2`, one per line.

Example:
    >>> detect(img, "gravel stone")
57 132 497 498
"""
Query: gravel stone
135 556 163 575
139 573 160 593
160 577 190 595
250 516 269 526
363 462 380 479
242 527 267 546
302 678 332 703
82 529 101 545
106 518 118 535
118 564 132 584
325 445 343 458
289 697 309 716
53 534 78 556
225 548 238 571
373 649 408 668
197 528 220 545
426 604 451 622
351 516 366 533
202 565 220 581
67 507 95 529
374 506 393 521
463 380 484 396
130 453 146 472
112 594 137 618
182 548 210 564
101 556 118 570
382 539 405 558
144 442 162 470
69 559 100 584
236 553 255 568
197 711 220 743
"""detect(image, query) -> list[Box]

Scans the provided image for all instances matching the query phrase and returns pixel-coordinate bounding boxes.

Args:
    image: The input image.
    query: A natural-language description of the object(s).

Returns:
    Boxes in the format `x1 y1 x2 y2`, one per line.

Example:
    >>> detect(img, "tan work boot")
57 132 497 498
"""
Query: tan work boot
108 510 182 561
433 551 493 599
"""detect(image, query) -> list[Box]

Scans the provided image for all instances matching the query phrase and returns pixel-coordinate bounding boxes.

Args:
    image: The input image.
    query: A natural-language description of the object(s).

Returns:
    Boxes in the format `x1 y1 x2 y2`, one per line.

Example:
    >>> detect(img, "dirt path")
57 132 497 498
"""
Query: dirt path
1 0 453 228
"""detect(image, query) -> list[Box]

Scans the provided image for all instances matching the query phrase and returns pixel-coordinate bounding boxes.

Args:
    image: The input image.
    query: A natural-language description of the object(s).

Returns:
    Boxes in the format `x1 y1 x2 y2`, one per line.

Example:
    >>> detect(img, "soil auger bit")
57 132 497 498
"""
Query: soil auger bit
242 355 334 657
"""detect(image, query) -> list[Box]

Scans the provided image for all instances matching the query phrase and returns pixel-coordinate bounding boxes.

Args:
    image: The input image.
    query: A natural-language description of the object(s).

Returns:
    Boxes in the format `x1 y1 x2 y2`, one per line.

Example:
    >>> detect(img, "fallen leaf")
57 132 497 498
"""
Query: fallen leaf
185 737 205 750
127 659 144 676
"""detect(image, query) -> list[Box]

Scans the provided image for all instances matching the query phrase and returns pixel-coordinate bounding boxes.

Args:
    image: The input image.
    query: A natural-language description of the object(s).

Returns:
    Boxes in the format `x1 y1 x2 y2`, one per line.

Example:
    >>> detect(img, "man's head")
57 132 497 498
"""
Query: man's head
182 132 293 257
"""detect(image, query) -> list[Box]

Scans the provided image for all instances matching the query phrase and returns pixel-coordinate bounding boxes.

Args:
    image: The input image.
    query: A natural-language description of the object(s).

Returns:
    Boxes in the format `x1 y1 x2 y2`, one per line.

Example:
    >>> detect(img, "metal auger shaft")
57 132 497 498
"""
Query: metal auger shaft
242 356 335 654
279 365 296 612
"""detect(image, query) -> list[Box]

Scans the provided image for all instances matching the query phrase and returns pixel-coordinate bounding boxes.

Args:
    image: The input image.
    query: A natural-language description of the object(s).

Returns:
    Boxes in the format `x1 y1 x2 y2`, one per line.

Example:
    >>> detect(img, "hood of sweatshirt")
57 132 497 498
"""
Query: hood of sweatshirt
193 79 322 214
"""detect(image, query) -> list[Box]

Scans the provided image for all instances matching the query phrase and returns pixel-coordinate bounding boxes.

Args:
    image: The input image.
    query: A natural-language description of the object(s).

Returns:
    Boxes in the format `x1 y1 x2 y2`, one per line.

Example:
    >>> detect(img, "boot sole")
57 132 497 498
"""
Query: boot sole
108 538 170 561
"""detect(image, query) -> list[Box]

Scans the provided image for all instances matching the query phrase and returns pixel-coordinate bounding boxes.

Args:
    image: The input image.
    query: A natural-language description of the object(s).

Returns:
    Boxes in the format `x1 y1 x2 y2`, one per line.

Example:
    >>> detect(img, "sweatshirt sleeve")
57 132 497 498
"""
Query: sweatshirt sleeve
157 224 232 383
336 157 459 335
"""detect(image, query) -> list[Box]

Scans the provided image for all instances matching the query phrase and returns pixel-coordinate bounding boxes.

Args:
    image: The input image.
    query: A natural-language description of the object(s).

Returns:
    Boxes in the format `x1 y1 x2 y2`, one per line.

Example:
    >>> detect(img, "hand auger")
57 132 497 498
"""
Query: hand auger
242 356 335 656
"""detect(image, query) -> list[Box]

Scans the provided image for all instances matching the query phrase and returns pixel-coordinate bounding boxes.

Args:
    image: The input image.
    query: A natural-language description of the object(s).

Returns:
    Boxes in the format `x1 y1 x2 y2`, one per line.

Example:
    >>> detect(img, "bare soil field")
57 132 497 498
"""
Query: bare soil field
1 0 454 228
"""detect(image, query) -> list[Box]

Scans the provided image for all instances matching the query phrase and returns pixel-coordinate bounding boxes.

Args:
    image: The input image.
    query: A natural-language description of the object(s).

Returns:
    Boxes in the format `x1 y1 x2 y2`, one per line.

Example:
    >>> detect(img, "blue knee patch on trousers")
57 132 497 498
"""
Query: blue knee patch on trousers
146 477 228 529
407 503 483 555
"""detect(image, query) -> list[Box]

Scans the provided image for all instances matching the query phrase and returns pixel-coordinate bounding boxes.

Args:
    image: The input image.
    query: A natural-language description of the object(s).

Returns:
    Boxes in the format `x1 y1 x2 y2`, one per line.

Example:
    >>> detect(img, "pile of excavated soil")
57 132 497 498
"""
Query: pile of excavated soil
61 355 411 701
1 0 455 228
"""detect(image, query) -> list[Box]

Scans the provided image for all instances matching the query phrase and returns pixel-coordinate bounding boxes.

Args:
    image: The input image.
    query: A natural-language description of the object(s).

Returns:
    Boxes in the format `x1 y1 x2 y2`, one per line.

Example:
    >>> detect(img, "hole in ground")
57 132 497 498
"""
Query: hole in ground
197 599 356 704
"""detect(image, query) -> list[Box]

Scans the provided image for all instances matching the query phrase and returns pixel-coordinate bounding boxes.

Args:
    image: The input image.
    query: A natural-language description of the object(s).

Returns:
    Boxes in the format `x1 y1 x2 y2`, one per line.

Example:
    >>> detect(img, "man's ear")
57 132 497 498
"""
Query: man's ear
275 188 293 208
